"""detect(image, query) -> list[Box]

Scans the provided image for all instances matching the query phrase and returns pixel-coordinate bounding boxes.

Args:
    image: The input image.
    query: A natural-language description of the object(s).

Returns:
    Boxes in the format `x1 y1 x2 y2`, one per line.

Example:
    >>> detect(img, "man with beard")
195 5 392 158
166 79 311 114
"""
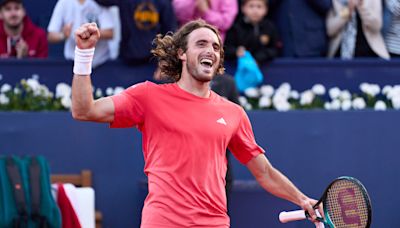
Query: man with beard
0 0 47 58
70 19 322 227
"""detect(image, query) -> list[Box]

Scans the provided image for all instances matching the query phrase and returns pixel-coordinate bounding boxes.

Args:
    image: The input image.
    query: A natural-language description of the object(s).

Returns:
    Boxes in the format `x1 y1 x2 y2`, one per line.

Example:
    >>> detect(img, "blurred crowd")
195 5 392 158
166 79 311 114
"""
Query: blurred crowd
1 0 399 67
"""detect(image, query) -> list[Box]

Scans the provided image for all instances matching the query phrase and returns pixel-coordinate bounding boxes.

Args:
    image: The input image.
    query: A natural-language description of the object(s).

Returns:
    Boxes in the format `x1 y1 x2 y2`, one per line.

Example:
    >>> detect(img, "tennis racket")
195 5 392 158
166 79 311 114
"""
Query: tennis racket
279 176 372 228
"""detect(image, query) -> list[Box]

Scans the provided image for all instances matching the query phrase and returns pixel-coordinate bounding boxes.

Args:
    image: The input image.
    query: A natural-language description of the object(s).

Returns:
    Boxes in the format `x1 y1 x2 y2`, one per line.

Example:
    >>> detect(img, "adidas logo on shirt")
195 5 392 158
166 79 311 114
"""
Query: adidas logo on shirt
216 117 227 125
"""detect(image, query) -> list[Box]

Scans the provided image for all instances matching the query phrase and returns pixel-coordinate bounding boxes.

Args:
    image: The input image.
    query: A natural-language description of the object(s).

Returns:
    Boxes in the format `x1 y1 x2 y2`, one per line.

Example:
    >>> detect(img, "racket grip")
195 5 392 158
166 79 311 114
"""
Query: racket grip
279 210 307 223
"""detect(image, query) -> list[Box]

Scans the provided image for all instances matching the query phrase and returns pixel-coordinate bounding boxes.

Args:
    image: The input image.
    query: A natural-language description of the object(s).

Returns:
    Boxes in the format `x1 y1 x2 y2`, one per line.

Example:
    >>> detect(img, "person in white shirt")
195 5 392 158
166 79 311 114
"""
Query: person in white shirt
47 0 114 67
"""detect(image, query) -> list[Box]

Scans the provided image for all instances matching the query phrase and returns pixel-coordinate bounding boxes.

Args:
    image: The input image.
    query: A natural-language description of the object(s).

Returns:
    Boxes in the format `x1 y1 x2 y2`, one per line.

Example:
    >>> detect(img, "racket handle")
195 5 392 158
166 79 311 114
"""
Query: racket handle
279 210 307 223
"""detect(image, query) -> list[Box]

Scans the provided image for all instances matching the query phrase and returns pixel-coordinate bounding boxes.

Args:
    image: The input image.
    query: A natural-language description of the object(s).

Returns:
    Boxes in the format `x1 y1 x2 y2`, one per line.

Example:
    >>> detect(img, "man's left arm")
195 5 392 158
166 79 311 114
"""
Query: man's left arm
246 153 320 220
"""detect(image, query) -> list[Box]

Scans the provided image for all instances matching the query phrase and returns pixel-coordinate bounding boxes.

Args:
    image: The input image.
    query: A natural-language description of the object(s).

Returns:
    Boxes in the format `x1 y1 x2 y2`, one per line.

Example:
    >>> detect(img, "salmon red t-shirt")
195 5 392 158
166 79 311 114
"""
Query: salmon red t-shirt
110 81 264 228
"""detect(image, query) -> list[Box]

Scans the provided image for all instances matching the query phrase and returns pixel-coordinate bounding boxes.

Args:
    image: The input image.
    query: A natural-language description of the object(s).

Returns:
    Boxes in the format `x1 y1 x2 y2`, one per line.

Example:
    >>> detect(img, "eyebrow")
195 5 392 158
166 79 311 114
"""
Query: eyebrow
195 39 220 48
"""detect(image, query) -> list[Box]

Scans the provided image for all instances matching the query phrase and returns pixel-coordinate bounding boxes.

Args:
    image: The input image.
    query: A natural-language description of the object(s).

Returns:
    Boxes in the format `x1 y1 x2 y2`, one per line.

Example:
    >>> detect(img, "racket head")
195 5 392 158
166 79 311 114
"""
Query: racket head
319 176 372 228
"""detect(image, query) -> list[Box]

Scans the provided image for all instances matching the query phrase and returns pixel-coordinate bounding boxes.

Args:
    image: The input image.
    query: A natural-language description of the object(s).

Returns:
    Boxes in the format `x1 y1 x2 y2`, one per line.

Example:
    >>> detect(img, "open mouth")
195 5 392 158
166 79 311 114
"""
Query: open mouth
200 59 213 68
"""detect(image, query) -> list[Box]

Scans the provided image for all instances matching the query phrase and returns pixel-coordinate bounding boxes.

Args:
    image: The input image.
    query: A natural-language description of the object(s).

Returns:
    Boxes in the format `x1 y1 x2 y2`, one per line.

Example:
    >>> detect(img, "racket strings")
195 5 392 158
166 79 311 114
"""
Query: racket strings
325 180 369 228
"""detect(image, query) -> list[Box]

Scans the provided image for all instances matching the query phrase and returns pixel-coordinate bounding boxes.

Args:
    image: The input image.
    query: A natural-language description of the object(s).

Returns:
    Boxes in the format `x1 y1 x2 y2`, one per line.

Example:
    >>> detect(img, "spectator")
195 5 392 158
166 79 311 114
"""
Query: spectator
172 0 238 42
384 0 400 57
269 0 332 58
0 0 48 58
326 0 389 59
225 0 278 65
95 0 177 65
47 0 114 68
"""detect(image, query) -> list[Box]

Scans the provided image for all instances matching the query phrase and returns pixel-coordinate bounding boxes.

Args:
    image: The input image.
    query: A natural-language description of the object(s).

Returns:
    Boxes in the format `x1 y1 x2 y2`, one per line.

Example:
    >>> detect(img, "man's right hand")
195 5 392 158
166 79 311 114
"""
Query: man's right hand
74 23 100 50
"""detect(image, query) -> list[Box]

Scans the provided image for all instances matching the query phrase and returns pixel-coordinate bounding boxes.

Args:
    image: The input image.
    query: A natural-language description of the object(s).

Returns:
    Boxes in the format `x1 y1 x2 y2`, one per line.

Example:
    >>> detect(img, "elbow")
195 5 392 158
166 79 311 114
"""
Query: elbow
71 110 85 121
71 107 90 121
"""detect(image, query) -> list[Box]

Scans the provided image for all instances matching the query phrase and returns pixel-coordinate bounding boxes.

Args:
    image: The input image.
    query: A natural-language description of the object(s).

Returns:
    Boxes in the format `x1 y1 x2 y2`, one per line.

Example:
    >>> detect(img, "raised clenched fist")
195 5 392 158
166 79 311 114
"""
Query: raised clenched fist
74 23 100 50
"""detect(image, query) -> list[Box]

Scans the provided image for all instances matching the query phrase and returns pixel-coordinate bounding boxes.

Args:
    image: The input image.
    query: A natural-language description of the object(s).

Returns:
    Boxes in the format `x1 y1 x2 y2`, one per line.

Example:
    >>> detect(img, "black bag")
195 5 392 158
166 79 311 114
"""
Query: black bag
0 156 61 228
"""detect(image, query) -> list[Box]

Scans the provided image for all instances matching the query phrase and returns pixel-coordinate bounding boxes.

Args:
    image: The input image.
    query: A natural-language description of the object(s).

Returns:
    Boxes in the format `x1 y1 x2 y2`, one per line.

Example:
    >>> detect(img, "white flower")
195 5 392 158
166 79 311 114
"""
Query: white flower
113 87 124 95
341 99 352 111
244 87 260 98
106 87 114 96
290 90 299 99
339 90 352 101
1 83 11 93
312 84 326 95
324 102 331 110
238 96 248 106
329 87 341 100
382 85 392 95
352 97 366 110
260 85 274 97
56 83 71 98
300 90 315 105
360 83 369 93
95 88 103 97
61 96 72 109
391 96 400 110
273 95 291 111
374 101 386 111
32 74 40 80
13 88 21 94
259 96 271 108
279 82 291 92
26 78 40 91
330 99 341 110
40 85 52 98
0 74 3 81
360 83 380 97
275 83 291 98
387 85 400 99
274 100 291 112
244 103 252 110
0 93 10 105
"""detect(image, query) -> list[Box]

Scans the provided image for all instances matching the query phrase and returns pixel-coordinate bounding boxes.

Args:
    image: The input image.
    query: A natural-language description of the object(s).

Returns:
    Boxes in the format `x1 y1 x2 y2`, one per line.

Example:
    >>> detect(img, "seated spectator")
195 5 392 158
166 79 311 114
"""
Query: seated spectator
47 0 114 68
225 0 278 65
172 0 238 42
95 0 177 65
269 0 332 58
384 0 400 58
0 0 48 58
327 0 389 59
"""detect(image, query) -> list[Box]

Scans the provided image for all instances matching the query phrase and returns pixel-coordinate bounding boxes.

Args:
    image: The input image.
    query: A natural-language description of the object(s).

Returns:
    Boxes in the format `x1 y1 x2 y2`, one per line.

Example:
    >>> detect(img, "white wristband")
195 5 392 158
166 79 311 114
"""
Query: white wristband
73 47 95 76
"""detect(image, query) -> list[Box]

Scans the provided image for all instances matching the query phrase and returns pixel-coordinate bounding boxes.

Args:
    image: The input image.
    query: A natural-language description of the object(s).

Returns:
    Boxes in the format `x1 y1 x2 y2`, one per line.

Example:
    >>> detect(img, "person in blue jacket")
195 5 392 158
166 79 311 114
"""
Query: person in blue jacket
268 0 332 58
95 0 177 64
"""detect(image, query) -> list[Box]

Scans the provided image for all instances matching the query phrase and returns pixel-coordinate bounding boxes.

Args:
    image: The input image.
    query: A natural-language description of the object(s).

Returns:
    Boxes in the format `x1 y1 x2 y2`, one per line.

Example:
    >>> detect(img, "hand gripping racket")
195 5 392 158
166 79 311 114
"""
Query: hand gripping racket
279 176 372 228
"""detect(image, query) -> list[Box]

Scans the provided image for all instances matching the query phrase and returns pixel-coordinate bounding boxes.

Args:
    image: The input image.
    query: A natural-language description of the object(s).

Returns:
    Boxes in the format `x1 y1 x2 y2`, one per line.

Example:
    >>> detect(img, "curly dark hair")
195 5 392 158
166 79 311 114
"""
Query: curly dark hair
151 19 225 82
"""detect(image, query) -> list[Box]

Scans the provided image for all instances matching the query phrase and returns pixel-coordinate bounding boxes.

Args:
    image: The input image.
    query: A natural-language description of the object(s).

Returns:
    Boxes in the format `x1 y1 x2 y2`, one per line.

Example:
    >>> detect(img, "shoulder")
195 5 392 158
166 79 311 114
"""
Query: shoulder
212 91 242 109
126 81 172 93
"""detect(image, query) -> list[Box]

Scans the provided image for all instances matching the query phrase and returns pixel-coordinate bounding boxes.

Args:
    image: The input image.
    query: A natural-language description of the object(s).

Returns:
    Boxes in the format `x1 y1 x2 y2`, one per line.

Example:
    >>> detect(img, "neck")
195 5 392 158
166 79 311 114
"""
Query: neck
4 24 23 37
177 74 211 98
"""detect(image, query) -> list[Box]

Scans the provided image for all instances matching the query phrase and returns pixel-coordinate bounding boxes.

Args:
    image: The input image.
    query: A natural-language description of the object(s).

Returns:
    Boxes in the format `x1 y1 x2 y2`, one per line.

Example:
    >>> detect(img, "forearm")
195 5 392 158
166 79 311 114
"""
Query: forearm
357 2 382 32
254 161 307 206
47 32 65 43
71 75 95 120
100 28 113 40
326 5 350 37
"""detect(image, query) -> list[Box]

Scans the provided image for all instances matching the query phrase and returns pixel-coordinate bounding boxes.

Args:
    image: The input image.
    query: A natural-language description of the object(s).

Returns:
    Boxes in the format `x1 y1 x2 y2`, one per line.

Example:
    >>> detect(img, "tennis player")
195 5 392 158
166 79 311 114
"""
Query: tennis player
71 19 321 228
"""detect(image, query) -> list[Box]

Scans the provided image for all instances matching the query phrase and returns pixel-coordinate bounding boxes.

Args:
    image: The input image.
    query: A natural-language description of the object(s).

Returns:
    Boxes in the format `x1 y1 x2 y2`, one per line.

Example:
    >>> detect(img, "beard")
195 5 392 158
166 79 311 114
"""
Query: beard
5 17 23 30
185 59 218 83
